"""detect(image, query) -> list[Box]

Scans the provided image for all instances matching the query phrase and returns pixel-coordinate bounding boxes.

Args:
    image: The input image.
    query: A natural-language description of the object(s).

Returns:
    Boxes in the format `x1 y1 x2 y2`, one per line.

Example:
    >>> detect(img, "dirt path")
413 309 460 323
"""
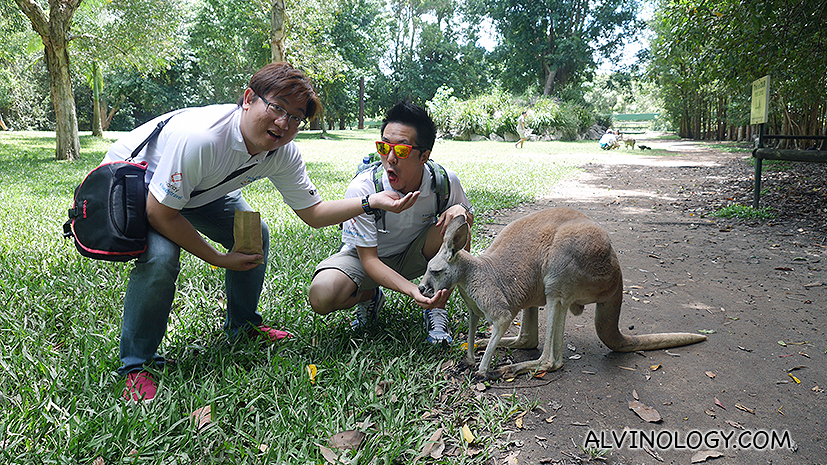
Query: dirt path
472 138 826 464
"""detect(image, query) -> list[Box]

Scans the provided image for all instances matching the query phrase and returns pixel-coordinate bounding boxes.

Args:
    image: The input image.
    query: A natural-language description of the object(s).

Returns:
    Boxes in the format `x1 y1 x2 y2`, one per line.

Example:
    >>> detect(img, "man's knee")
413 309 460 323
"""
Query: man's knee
308 269 353 315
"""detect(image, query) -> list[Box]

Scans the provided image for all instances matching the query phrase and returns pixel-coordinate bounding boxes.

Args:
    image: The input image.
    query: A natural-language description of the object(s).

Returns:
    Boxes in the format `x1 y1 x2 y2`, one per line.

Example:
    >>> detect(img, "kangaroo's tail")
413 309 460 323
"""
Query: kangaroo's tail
593 288 707 352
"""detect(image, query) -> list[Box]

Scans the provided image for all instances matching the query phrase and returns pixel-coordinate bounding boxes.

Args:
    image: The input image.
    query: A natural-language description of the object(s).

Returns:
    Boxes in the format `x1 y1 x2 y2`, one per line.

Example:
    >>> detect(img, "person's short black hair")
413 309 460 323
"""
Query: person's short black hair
380 101 437 152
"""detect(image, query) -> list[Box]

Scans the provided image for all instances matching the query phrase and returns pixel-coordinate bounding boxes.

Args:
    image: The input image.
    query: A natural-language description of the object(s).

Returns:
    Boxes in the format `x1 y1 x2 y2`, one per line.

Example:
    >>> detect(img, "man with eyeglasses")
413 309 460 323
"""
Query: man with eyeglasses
105 63 417 402
309 101 474 344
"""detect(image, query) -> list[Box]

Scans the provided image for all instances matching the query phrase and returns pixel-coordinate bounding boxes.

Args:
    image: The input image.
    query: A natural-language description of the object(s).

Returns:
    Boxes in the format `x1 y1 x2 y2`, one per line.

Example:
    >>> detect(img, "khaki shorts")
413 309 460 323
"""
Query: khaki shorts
313 225 432 293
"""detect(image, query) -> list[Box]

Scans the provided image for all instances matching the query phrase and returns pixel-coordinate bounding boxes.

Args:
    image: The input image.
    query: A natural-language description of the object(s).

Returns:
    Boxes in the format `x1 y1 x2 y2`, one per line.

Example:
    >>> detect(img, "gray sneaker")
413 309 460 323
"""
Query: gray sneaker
351 288 385 330
424 308 453 344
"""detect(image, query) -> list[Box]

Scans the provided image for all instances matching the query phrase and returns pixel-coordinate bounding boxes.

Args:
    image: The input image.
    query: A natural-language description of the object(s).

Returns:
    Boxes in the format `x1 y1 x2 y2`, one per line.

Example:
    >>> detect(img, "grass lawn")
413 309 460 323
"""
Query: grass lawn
0 129 603 464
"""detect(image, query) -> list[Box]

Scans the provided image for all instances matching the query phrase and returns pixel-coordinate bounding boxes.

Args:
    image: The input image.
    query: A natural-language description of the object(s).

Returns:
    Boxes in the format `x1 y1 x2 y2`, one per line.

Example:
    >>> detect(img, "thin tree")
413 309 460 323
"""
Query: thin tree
14 0 81 161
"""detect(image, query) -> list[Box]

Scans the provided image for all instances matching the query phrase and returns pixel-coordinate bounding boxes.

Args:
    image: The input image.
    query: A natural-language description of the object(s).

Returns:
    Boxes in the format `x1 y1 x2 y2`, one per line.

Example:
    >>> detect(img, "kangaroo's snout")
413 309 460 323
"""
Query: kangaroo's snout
418 283 435 298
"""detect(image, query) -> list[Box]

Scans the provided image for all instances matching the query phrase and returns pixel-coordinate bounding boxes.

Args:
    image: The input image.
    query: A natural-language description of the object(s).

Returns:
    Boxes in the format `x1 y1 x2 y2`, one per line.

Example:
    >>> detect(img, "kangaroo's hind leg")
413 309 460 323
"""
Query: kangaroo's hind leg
495 307 539 349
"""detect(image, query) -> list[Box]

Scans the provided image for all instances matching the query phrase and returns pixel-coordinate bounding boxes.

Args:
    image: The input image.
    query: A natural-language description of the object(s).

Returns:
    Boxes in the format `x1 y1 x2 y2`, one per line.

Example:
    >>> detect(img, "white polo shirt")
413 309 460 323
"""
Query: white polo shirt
104 104 321 210
340 163 472 256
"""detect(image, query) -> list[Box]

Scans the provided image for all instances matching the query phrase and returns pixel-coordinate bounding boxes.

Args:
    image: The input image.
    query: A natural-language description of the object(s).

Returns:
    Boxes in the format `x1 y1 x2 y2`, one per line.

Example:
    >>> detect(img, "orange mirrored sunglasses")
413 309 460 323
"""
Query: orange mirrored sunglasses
375 141 425 159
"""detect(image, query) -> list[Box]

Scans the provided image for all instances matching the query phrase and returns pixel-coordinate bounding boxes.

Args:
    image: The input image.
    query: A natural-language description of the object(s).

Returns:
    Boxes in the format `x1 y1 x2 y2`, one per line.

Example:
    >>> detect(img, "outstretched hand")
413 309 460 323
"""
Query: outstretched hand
370 190 420 214
412 287 450 310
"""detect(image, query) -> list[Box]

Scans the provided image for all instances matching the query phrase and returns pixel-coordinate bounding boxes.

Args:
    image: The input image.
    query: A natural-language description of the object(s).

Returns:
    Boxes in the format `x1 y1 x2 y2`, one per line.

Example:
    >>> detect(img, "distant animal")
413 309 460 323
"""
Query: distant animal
638 144 652 150
624 138 636 149
418 208 707 380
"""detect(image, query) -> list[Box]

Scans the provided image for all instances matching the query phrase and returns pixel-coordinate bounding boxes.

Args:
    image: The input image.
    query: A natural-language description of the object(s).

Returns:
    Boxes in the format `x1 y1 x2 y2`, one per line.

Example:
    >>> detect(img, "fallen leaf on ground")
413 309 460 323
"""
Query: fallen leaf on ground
503 451 520 465
258 444 268 453
191 405 211 430
812 386 824 393
375 380 392 396
315 443 340 464
735 403 755 414
788 365 806 372
93 457 105 465
714 398 726 410
778 340 787 347
698 329 716 334
691 450 724 463
705 371 716 379
329 430 365 450
704 409 716 417
628 400 662 423
413 428 444 462
618 365 636 371
306 364 317 384
545 415 556 423
725 420 744 429
462 424 475 443
515 410 527 429
650 364 661 371
632 389 639 400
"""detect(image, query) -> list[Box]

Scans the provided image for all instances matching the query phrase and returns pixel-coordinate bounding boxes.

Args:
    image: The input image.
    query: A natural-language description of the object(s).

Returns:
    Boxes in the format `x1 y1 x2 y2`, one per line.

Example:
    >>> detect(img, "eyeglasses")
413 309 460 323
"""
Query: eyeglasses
375 141 426 159
256 93 306 127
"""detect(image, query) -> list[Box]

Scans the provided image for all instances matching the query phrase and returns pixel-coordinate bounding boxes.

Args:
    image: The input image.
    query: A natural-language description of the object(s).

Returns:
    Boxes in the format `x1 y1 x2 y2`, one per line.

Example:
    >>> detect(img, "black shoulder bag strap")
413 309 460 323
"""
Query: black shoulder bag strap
126 114 176 162
190 150 276 198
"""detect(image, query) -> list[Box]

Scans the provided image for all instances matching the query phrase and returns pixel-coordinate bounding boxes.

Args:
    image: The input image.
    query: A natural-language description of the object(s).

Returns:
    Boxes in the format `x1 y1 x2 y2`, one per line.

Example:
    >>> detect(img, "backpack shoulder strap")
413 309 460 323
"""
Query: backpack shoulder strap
425 160 451 214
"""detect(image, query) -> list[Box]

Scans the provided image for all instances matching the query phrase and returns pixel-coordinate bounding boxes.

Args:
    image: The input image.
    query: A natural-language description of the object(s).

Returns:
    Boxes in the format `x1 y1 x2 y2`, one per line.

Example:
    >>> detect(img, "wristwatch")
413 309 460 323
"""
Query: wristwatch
361 195 375 214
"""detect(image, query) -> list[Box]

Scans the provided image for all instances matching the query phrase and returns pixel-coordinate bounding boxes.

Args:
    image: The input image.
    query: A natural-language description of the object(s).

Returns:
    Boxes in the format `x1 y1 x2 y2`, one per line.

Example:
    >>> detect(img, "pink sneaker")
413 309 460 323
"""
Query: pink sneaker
123 371 158 403
248 324 293 342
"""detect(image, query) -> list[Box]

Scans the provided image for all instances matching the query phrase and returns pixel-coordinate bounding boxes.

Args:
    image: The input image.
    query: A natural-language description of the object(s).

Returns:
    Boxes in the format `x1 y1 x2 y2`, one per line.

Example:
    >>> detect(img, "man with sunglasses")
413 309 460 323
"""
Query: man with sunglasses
309 101 474 344
106 63 417 402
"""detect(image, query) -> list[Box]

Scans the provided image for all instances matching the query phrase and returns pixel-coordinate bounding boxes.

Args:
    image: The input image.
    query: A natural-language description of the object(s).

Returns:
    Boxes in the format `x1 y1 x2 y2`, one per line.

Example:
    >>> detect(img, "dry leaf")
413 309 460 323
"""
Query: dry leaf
258 444 269 453
461 424 475 443
618 365 636 371
375 380 392 396
632 389 639 400
735 403 755 414
306 364 317 384
705 371 716 379
413 427 445 462
704 409 716 417
329 430 365 450
650 364 661 371
191 405 212 430
545 415 556 423
316 443 340 464
714 398 726 410
628 400 662 423
93 457 105 465
725 420 744 430
691 450 724 463
503 451 520 465
515 410 527 429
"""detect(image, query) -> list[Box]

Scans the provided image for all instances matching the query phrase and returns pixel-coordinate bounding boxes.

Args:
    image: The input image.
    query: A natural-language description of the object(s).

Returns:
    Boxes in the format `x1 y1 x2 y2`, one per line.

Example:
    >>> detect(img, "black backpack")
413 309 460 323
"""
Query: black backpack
63 115 265 261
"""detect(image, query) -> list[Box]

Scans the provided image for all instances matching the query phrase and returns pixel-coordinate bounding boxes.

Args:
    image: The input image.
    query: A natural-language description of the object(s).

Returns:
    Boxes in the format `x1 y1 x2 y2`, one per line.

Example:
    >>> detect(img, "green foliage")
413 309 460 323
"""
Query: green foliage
712 204 776 220
469 0 642 96
428 88 592 141
648 0 827 140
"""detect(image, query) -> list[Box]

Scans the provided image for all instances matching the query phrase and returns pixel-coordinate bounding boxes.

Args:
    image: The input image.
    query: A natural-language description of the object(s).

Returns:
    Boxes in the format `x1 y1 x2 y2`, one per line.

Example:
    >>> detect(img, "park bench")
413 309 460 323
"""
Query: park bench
752 134 827 207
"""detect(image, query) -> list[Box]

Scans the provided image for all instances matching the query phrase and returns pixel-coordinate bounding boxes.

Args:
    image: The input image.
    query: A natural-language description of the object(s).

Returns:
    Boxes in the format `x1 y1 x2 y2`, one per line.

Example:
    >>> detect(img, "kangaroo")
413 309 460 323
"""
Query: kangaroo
418 208 707 379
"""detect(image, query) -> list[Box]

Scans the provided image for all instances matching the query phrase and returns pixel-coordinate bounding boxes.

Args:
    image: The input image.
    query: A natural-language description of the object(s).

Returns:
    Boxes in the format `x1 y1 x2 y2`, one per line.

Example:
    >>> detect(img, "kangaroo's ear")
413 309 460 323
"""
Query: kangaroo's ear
446 215 469 257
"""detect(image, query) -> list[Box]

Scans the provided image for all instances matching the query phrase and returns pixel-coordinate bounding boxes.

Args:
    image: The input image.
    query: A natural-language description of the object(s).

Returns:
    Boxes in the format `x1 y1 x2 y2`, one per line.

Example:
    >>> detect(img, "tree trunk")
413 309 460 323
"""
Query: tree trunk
15 0 81 161
358 76 364 130
270 0 285 62
543 63 557 96
44 27 80 160
91 60 103 136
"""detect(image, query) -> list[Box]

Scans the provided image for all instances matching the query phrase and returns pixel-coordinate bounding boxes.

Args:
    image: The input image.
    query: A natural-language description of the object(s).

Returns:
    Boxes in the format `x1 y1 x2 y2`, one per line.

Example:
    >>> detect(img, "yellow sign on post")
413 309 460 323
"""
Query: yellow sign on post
750 75 770 125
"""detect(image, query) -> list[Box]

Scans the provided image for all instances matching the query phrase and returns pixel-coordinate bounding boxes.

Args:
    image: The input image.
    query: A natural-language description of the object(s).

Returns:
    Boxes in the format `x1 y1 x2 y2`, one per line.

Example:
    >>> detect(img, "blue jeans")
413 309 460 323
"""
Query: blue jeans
118 191 270 375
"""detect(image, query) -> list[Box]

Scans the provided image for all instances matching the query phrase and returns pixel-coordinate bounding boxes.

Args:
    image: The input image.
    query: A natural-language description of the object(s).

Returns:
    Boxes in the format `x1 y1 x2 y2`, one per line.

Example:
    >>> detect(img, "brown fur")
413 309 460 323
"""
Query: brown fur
419 208 707 379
